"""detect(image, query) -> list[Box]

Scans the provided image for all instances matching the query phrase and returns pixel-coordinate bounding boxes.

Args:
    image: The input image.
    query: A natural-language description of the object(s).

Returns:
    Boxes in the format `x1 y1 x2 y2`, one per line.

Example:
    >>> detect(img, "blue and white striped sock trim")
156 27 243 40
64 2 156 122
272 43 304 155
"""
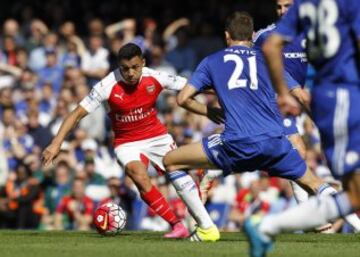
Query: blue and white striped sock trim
332 192 353 218
167 170 188 181
317 183 332 195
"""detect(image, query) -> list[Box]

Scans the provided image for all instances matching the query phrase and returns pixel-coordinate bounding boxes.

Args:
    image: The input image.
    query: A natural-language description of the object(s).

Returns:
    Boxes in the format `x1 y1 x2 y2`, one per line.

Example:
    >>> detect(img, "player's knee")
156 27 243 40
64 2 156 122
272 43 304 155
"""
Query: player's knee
125 163 149 182
127 170 151 191
163 154 175 172
295 170 321 195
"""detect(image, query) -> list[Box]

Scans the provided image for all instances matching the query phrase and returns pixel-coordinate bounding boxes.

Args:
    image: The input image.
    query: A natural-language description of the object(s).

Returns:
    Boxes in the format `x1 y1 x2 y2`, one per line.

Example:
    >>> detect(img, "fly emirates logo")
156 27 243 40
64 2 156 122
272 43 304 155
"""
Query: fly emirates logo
115 107 154 123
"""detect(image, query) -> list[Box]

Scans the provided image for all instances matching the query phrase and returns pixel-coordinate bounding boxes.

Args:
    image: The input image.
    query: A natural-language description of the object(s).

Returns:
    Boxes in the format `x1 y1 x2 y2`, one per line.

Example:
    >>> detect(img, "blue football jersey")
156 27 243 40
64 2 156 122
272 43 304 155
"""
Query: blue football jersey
254 23 308 88
275 0 360 86
189 45 284 142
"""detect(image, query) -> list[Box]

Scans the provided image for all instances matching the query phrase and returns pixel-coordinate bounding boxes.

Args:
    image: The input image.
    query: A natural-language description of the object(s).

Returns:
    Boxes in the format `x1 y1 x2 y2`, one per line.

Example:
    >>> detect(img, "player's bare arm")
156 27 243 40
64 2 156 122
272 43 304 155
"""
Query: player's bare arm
177 84 224 124
263 33 300 115
42 105 88 166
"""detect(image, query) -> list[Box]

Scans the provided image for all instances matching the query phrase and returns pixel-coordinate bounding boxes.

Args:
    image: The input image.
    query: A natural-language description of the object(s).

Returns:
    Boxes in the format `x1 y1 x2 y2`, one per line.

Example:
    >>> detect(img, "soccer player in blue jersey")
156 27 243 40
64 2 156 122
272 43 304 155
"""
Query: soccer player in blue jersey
199 0 312 207
162 11 336 242
244 0 360 256
255 0 360 233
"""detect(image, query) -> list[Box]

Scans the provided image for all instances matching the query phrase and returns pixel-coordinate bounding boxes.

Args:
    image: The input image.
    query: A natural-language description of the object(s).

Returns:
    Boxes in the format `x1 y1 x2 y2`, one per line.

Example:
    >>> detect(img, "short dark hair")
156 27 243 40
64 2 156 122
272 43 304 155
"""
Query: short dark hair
117 43 143 62
225 11 254 41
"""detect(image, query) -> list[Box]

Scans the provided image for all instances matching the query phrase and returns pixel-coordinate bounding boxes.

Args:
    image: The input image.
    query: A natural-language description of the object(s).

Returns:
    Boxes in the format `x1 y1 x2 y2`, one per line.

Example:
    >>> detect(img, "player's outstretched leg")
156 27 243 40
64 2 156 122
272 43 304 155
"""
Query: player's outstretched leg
125 161 189 238
244 172 360 257
295 169 360 232
167 170 220 242
163 142 221 242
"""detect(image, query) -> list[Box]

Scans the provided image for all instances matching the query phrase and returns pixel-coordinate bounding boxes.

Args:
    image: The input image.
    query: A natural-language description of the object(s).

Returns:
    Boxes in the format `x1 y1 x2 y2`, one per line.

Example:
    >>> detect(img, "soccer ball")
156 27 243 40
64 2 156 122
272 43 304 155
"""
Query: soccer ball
94 202 127 235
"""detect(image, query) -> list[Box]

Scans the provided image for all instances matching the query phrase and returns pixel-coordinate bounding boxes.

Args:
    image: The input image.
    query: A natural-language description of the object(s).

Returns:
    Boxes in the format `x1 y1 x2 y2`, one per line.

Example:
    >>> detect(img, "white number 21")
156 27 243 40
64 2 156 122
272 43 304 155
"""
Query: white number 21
224 54 258 90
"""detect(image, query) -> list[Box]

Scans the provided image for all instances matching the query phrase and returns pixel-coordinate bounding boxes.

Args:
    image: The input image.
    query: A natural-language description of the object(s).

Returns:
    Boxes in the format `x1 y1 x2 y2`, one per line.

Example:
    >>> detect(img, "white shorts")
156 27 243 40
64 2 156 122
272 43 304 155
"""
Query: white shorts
114 134 176 172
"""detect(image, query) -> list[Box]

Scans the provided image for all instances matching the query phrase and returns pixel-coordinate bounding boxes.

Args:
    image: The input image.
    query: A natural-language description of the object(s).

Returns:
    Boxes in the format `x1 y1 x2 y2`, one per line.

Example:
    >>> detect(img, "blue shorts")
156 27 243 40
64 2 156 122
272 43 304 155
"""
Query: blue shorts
311 84 360 179
283 116 298 136
202 134 306 180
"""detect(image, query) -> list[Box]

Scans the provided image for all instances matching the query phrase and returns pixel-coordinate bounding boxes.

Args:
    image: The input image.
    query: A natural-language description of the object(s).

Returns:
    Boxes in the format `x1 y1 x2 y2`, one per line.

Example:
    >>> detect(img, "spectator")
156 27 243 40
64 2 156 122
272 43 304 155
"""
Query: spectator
25 19 49 52
88 18 105 37
37 49 64 94
165 28 196 77
48 99 70 136
29 32 58 71
81 34 109 87
0 87 13 116
54 178 93 230
0 122 9 185
0 184 12 228
2 108 34 171
59 21 76 42
149 44 177 75
27 110 52 149
4 162 43 229
82 156 106 186
38 83 56 119
2 19 25 46
229 180 270 228
15 77 37 121
16 47 29 70
1 36 18 66
61 40 82 69
42 161 72 230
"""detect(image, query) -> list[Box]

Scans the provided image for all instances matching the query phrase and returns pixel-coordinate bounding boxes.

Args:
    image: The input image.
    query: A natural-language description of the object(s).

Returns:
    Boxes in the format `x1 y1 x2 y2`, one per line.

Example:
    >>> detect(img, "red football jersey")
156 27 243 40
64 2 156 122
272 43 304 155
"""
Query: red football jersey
80 68 187 146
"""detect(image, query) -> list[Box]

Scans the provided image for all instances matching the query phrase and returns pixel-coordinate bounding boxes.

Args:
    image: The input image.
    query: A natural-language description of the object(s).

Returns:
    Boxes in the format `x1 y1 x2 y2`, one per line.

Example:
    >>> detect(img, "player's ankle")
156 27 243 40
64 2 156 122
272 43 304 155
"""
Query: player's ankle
171 221 181 228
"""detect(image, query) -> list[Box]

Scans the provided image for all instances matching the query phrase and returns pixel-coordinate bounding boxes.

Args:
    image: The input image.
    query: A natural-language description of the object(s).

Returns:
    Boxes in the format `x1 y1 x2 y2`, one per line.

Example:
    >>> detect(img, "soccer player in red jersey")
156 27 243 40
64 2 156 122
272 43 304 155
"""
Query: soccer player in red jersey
42 43 189 238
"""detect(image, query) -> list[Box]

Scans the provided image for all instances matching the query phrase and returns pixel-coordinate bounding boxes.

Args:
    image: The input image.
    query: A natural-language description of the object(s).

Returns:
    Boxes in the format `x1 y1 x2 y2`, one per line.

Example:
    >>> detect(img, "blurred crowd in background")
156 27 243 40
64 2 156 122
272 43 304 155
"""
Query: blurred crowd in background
0 0 356 233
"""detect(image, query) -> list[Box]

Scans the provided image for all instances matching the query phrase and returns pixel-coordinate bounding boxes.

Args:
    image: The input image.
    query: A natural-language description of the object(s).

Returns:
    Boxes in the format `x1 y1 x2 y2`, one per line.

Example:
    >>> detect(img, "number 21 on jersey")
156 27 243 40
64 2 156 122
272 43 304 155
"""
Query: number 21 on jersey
224 54 258 90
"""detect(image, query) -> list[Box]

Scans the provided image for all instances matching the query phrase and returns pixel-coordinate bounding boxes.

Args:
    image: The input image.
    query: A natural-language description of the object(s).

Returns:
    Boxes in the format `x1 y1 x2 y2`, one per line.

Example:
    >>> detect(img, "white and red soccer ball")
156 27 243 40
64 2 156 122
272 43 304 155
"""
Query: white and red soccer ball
94 202 127 235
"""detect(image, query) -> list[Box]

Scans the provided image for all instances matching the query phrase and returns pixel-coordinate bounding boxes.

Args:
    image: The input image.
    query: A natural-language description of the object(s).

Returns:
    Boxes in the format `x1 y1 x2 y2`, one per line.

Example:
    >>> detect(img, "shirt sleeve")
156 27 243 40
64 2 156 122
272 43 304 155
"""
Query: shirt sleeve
188 57 212 91
253 25 276 47
253 31 267 48
79 81 107 113
275 1 302 42
153 70 187 91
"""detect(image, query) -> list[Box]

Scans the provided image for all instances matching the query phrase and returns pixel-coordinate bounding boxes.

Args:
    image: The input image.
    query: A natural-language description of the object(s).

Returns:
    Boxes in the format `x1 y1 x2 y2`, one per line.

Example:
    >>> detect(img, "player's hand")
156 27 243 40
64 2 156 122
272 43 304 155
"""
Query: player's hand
207 106 225 124
42 142 61 167
290 88 311 114
277 93 301 116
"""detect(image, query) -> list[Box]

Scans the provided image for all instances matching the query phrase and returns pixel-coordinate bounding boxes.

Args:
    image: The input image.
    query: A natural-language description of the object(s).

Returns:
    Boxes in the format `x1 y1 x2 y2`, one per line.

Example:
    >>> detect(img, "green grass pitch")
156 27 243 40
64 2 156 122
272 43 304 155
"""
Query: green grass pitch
0 231 359 257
